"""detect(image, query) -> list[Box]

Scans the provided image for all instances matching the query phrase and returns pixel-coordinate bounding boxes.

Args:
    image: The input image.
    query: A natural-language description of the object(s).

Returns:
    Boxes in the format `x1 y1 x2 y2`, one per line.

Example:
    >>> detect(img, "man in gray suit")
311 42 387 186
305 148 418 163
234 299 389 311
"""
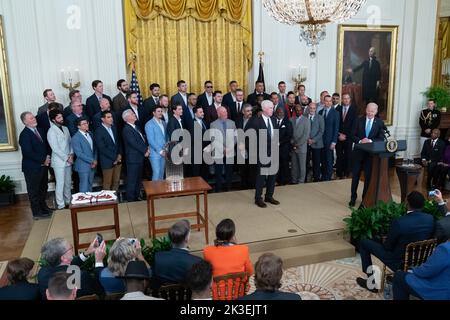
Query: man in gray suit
306 103 324 182
38 89 63 115
209 107 237 192
291 105 311 184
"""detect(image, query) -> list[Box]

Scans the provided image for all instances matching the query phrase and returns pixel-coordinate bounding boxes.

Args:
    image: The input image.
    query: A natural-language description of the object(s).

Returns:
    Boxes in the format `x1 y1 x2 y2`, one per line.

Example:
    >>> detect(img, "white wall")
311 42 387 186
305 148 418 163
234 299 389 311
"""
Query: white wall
0 0 126 193
252 0 439 160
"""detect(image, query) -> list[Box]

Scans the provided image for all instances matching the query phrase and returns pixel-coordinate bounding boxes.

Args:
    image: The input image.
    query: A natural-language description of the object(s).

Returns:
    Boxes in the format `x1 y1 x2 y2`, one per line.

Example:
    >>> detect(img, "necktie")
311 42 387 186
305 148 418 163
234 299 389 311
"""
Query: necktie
237 102 240 113
282 95 286 105
135 127 144 141
310 116 313 125
108 127 115 144
432 140 436 149
85 133 93 150
267 118 272 137
34 128 43 143
222 120 227 135
343 107 348 121
155 97 159 105
201 120 206 130
366 119 372 137
324 109 328 120
369 58 372 69
278 119 281 127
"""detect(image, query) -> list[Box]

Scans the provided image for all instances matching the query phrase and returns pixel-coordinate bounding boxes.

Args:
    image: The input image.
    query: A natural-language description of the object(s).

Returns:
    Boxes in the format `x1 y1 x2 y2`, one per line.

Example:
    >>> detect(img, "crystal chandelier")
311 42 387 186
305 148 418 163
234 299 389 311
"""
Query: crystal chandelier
263 0 366 57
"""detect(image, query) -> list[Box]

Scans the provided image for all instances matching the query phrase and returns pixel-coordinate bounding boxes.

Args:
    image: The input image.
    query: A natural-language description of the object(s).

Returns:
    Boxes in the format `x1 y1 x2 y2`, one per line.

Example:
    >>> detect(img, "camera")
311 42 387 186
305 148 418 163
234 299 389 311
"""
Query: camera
429 190 437 197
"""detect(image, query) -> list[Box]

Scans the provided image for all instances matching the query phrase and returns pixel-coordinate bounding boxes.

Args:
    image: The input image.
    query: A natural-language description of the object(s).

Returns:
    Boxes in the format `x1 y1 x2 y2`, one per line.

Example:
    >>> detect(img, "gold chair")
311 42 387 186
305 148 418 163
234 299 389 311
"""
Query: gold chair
212 272 249 301
380 238 438 292
104 292 124 300
152 283 192 301
76 294 99 300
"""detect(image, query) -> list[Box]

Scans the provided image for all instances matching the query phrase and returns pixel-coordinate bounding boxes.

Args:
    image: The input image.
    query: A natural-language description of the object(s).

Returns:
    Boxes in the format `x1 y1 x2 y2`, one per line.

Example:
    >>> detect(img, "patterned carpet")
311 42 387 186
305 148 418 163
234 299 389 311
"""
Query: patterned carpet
248 255 383 300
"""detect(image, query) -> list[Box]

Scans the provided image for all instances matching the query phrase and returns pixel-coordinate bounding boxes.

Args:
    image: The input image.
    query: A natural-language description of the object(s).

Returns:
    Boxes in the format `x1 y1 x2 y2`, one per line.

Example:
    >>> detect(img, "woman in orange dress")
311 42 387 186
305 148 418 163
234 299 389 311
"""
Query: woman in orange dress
203 219 254 300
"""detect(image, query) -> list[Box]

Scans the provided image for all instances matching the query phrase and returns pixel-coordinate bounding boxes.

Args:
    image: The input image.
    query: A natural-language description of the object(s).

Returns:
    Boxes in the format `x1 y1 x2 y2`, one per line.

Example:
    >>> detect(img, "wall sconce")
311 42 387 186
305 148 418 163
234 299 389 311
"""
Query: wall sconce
292 66 307 93
61 67 80 91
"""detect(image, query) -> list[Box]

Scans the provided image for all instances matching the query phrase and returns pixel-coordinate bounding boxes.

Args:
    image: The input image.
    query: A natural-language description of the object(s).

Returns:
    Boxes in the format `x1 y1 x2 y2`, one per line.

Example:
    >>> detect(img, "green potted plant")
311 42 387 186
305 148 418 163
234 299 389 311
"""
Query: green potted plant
0 175 15 207
422 85 450 112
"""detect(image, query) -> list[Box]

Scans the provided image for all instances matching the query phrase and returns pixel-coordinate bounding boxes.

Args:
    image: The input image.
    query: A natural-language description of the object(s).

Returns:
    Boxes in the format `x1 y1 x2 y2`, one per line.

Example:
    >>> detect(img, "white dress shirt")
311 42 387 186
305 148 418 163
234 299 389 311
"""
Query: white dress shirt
102 124 115 144
206 93 213 106
262 114 273 133
130 105 139 120
80 130 93 150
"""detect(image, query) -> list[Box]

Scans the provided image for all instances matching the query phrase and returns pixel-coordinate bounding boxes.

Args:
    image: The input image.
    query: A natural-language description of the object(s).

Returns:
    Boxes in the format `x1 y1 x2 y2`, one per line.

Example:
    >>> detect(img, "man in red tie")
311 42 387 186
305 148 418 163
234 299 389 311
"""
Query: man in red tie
19 112 53 220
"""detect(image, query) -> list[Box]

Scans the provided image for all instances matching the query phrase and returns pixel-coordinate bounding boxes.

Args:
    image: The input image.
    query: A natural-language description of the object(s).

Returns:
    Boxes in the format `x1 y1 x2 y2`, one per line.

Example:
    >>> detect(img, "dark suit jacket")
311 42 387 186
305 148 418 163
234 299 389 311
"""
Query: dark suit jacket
94 124 122 169
142 96 160 123
170 92 188 109
204 104 231 125
182 105 195 131
335 105 357 136
351 116 385 144
112 93 128 114
0 281 40 300
92 110 120 132
36 112 52 136
250 115 279 166
19 127 50 173
239 289 301 301
383 211 435 266
37 256 104 299
197 92 213 110
222 92 236 110
228 101 245 122
167 116 184 143
85 94 113 118
152 248 202 287
421 138 445 163
63 104 86 119
319 108 340 147
235 117 252 131
247 92 270 107
189 118 210 152
37 102 63 115
435 215 450 244
122 123 148 164
354 57 381 101
276 117 293 155
65 112 90 137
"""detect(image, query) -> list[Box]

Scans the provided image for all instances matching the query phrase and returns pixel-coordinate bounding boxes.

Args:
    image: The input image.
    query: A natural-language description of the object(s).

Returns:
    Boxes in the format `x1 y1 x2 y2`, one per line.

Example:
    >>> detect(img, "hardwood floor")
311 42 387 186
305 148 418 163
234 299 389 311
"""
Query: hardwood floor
0 168 445 261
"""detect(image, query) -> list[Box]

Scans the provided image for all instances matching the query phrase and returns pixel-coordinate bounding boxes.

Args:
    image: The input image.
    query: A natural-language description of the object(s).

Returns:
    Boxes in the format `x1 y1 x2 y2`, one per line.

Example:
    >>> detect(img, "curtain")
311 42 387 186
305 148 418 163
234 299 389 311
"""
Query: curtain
433 17 450 86
124 0 252 97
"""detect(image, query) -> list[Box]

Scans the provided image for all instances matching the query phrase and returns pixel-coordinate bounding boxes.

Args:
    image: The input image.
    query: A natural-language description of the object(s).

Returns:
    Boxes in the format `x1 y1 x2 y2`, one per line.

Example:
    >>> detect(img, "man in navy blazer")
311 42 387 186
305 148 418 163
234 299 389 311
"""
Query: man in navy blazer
85 80 113 118
356 192 435 293
152 220 202 289
335 94 357 179
197 81 214 110
222 81 238 112
36 102 60 136
92 98 120 132
239 253 301 301
122 109 149 202
19 112 52 220
71 117 98 193
122 91 148 131
94 111 122 192
318 95 340 181
393 241 450 300
349 103 385 206
65 100 90 137
170 80 188 109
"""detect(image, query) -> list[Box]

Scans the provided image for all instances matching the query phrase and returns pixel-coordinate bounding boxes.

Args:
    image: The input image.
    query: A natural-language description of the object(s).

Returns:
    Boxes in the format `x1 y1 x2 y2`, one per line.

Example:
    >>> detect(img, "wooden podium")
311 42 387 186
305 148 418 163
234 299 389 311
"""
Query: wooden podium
355 140 407 208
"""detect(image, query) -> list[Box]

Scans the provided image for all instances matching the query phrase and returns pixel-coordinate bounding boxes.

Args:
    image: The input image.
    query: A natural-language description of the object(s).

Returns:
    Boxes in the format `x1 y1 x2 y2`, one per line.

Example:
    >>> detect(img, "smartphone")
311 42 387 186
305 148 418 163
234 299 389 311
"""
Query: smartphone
429 190 437 197
96 233 103 245
128 238 137 245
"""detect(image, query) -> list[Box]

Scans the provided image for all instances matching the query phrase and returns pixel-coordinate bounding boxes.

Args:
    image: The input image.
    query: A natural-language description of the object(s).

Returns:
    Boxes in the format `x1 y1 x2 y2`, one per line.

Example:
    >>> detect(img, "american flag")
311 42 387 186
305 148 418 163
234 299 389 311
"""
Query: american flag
130 68 143 105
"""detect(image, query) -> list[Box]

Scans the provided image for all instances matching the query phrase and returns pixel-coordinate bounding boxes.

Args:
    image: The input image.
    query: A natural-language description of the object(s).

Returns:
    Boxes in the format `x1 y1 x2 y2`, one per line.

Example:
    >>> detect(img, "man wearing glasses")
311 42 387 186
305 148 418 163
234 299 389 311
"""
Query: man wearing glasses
198 81 214 110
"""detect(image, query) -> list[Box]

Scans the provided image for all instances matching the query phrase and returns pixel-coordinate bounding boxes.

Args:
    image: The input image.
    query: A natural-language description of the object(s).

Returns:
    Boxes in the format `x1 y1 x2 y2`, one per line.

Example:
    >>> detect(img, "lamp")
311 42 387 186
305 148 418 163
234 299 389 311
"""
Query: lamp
263 0 366 58
61 67 81 91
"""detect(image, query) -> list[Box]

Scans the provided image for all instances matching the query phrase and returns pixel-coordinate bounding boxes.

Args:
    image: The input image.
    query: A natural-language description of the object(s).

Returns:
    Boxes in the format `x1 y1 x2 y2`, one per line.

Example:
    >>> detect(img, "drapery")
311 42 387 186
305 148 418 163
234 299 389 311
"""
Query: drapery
433 17 450 86
124 0 252 97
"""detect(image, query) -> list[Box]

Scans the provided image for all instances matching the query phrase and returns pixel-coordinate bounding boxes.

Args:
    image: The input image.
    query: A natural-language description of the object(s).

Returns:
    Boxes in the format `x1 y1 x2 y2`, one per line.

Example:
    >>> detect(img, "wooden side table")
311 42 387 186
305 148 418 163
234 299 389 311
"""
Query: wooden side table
143 177 212 243
69 200 120 253
396 164 423 203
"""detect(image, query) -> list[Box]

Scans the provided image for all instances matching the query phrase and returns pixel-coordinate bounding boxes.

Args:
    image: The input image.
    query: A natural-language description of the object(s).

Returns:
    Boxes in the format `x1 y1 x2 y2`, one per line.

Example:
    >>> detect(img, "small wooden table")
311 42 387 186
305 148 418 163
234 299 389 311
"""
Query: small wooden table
70 200 120 253
396 164 423 203
143 177 212 243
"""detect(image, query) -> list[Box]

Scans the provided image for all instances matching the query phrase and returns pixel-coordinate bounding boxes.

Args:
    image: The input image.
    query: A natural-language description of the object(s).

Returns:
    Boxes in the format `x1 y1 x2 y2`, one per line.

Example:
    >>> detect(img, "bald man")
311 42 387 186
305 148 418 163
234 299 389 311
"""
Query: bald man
210 107 237 192
349 103 385 207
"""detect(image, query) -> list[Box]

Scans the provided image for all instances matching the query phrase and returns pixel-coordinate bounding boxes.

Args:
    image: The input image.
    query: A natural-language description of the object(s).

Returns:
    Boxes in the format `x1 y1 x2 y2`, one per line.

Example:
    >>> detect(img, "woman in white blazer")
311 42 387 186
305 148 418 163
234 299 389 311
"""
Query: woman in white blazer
47 110 74 209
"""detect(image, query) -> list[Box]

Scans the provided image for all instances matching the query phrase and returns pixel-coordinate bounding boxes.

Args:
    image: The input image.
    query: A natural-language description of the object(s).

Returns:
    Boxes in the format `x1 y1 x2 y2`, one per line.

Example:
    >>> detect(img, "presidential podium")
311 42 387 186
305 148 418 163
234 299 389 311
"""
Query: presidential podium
355 140 407 208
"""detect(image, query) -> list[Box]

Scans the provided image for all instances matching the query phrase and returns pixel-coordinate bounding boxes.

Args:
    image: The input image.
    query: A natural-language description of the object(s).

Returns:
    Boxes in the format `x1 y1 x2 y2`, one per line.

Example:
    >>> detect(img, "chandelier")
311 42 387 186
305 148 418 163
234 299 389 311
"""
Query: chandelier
263 0 366 57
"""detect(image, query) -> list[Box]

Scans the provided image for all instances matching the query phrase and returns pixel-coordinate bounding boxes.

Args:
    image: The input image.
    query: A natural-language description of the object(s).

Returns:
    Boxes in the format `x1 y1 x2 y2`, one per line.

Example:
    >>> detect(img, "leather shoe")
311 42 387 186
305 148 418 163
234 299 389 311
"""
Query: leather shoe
356 277 378 293
255 199 267 208
33 212 52 221
265 198 280 205
348 199 356 207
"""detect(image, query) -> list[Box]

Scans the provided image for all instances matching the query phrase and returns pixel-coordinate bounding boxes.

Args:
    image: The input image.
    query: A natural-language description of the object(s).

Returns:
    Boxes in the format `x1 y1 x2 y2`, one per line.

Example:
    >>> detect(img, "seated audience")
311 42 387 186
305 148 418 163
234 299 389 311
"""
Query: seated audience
37 237 106 299
430 189 450 244
239 253 301 300
203 219 254 299
152 220 201 288
421 129 445 189
0 258 40 300
356 192 435 293
431 131 450 190
46 272 77 300
120 261 162 300
100 238 150 294
393 240 450 300
186 260 213 300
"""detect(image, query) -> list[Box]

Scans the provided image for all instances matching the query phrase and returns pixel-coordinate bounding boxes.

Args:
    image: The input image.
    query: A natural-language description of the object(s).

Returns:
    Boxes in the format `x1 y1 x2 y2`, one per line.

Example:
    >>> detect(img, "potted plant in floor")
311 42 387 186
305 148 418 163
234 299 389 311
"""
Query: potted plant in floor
0 175 15 207
422 85 450 112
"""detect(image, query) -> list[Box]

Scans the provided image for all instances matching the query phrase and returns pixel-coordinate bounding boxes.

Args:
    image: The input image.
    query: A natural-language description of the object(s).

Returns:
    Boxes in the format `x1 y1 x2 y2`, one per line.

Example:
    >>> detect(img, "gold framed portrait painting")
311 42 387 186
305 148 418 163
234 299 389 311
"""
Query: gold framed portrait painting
0 15 16 151
336 25 399 126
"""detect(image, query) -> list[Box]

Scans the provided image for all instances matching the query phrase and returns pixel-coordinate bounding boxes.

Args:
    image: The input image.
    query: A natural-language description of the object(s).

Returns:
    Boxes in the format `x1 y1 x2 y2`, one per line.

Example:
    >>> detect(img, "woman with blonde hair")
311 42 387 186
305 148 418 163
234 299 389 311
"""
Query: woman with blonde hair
99 238 150 294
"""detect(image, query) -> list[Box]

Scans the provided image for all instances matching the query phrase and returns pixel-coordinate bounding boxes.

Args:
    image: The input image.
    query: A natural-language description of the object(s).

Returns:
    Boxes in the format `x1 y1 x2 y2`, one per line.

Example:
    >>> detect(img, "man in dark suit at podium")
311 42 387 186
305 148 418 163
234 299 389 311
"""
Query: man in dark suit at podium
349 103 385 207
